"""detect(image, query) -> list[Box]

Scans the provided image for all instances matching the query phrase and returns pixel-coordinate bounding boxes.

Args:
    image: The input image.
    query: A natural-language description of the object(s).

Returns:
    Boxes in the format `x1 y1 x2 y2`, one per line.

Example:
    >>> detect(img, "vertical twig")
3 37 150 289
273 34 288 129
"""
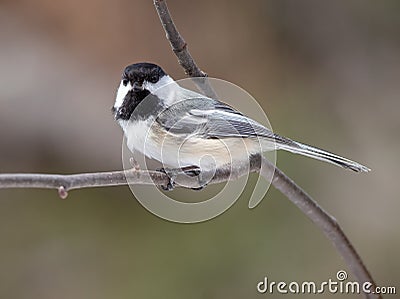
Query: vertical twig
153 0 217 99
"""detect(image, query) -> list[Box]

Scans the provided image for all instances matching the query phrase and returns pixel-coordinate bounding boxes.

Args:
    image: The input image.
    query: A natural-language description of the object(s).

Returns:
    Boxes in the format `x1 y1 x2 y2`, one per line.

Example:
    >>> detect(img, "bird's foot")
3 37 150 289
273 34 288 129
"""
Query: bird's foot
156 166 208 191
181 166 207 191
156 167 179 191
180 165 201 177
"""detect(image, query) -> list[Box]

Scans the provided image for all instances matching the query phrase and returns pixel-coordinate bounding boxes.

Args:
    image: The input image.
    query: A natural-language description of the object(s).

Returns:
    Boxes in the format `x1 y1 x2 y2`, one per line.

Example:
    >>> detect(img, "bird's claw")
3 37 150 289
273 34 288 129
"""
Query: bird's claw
157 166 208 191
181 166 207 191
157 167 178 191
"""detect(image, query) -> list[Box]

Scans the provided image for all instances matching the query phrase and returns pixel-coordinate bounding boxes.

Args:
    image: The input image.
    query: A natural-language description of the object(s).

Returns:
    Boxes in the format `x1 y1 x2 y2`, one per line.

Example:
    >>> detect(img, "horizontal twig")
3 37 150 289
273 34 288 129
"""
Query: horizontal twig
0 156 262 197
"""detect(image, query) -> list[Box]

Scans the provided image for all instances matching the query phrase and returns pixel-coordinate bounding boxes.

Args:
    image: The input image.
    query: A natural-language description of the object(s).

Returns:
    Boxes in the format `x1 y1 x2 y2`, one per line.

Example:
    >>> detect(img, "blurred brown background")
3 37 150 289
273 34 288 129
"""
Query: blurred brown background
0 0 399 298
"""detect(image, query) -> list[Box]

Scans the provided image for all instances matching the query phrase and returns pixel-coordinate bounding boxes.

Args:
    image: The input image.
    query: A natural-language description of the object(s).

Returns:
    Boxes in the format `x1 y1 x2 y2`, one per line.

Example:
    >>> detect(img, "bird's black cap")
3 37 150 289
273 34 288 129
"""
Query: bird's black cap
123 62 166 84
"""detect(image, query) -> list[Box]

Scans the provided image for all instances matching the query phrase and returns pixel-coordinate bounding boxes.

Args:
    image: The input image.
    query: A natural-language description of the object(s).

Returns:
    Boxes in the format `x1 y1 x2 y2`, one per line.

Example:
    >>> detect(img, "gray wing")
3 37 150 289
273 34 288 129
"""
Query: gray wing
156 97 280 142
156 97 371 173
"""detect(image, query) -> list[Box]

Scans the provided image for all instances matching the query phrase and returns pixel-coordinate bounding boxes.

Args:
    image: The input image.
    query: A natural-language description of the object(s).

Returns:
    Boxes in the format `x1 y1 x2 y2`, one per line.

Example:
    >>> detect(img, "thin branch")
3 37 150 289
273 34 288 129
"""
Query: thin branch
153 0 380 298
0 156 262 197
153 0 217 99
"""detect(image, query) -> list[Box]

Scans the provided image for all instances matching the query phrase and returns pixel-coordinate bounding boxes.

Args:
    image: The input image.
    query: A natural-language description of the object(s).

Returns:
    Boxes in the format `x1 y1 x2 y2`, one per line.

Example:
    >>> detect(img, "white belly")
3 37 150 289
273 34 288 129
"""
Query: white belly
122 119 271 171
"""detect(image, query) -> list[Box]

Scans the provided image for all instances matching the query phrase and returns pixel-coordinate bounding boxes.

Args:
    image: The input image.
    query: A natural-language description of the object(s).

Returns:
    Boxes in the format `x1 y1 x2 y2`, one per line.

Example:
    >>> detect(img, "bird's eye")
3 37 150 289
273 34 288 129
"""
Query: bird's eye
122 79 129 86
149 75 158 83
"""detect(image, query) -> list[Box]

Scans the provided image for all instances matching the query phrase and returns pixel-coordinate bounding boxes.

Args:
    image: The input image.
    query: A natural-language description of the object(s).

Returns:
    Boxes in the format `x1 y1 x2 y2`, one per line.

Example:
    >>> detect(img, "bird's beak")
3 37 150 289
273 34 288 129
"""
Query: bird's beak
114 107 126 120
112 106 120 120
133 82 143 91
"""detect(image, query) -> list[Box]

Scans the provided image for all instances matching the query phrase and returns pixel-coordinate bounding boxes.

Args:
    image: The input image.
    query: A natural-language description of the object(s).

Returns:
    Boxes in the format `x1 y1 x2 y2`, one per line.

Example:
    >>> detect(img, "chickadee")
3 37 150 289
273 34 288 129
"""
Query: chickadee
112 62 369 189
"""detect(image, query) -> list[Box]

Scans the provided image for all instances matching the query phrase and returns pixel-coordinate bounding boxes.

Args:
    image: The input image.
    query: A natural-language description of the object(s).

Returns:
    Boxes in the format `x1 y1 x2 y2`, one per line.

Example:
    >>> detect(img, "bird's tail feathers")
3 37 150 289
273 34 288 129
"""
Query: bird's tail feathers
274 136 370 173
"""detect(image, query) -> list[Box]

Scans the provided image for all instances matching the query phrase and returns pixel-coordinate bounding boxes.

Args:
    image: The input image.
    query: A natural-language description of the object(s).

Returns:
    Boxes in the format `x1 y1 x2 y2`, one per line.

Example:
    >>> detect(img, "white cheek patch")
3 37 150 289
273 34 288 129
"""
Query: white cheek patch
142 75 181 106
142 75 174 94
114 80 132 109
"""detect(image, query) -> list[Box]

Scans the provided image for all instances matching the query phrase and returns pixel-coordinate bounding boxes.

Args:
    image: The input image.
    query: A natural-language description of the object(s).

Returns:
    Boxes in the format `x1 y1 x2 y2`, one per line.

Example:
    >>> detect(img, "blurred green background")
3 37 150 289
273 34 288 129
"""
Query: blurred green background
0 0 399 298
